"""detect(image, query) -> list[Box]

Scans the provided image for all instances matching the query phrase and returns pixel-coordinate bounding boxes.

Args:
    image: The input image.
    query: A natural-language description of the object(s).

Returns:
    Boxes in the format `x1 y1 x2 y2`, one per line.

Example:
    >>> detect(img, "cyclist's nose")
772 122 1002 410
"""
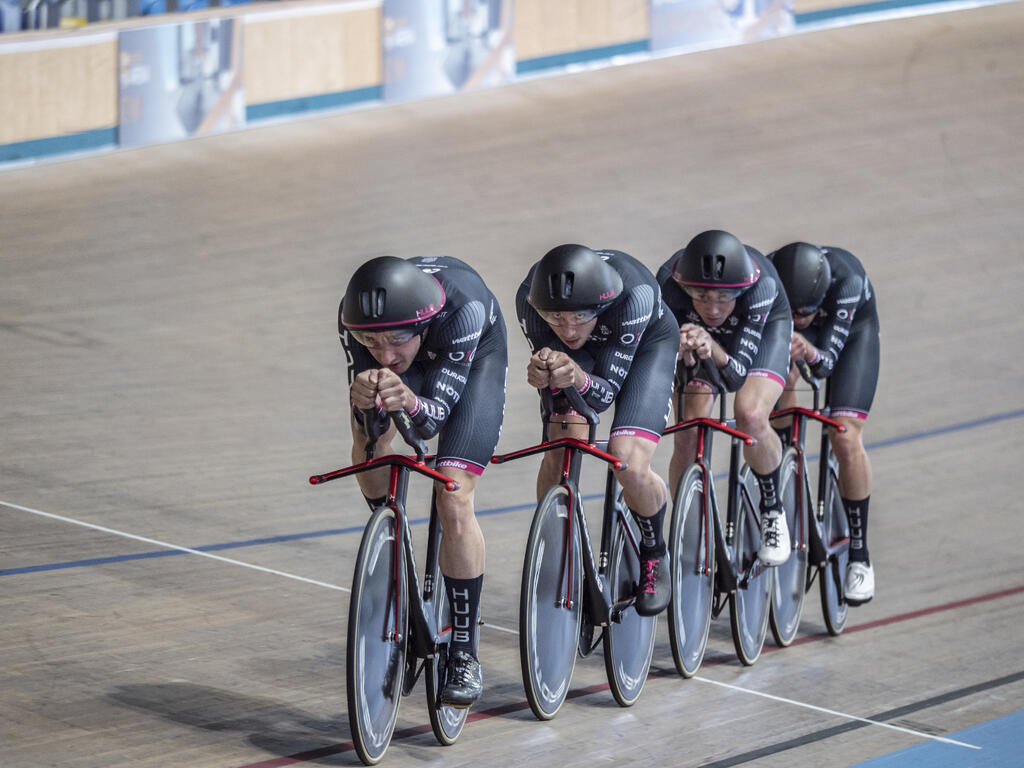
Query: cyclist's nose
374 347 401 367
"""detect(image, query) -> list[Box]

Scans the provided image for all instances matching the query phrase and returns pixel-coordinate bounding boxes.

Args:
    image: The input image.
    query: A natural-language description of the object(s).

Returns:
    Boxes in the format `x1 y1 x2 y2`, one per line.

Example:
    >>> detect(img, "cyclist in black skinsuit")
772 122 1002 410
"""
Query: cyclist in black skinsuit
769 242 880 604
516 244 679 616
656 230 794 566
339 255 508 708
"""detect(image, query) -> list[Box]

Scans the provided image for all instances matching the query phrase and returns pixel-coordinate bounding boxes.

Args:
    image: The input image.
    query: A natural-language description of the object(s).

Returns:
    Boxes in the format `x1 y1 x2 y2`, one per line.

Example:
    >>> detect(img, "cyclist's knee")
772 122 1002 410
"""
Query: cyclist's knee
435 488 477 534
735 404 771 439
735 376 783 433
830 420 865 460
610 439 663 496
613 461 651 493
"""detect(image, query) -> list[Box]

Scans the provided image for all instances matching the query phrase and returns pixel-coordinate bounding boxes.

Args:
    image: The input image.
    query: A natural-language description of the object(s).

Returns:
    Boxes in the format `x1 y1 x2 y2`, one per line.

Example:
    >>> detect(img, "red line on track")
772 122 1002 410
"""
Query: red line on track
234 583 1024 767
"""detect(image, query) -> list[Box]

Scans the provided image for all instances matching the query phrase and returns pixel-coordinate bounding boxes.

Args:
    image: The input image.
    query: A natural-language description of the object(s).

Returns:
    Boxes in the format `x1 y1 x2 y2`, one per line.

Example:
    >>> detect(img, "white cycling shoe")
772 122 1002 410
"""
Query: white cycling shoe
844 561 875 605
758 509 791 566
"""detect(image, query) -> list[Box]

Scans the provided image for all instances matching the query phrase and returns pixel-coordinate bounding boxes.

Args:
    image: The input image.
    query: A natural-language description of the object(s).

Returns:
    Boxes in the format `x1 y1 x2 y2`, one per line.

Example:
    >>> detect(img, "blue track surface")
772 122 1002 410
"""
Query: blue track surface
852 710 1024 767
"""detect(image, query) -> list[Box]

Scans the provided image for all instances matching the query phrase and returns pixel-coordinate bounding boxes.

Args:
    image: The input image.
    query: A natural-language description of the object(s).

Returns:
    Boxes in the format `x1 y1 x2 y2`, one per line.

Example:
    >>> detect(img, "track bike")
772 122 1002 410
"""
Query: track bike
490 387 657 720
664 357 776 676
769 361 851 640
309 409 468 765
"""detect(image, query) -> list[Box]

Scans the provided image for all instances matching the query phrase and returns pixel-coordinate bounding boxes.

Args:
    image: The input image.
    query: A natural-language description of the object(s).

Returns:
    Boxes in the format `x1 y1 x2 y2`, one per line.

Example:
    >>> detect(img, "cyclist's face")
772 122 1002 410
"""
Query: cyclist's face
545 316 598 349
691 294 736 327
792 310 817 330
360 332 422 373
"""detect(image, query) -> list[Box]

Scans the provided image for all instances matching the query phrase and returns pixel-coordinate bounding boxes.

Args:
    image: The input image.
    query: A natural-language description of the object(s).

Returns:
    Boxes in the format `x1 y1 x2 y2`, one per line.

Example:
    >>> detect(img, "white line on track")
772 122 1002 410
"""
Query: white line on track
1 499 350 592
1 495 990 736
692 676 982 749
1 498 522 634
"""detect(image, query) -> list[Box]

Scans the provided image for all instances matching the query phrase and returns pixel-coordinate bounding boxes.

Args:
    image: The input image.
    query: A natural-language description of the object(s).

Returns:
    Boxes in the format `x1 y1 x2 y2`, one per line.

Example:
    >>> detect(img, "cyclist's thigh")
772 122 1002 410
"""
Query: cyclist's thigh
825 312 879 419
748 311 792 388
735 372 784 417
435 337 508 475
610 313 678 441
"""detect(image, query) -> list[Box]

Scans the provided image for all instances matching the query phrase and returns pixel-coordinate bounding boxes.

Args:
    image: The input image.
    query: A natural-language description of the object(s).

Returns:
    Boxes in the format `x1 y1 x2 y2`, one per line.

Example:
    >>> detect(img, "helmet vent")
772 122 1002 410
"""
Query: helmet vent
549 271 575 299
359 289 386 319
701 254 728 280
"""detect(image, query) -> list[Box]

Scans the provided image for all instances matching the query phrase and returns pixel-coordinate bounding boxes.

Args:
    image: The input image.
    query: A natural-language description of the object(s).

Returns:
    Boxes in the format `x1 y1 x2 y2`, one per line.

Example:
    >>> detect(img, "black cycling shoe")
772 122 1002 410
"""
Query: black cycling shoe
634 550 671 617
439 649 483 709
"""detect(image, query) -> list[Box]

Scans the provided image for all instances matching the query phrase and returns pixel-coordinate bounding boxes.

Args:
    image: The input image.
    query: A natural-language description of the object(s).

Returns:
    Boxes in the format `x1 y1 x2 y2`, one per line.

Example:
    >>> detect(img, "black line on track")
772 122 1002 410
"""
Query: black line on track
698 669 1024 767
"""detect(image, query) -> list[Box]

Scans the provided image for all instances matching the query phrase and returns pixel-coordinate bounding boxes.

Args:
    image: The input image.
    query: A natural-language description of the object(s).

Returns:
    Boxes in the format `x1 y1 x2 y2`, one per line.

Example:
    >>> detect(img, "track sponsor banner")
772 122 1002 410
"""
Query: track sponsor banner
118 19 245 148
649 0 794 51
382 0 514 103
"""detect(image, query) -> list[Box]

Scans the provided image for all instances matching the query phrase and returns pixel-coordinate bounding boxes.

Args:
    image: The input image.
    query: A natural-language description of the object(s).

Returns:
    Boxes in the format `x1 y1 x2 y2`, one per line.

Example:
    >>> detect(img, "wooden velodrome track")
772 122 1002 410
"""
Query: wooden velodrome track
3 4 1024 766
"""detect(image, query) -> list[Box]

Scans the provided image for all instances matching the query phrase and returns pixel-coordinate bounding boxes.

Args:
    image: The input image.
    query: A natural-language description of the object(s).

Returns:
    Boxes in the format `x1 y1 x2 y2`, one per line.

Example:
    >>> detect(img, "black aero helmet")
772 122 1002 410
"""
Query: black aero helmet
772 242 831 315
527 244 623 316
340 256 445 338
672 229 760 298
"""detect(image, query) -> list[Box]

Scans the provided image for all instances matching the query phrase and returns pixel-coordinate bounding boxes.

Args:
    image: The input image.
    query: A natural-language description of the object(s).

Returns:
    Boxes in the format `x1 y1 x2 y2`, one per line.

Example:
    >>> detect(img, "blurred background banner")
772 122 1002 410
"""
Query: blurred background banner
118 18 245 148
649 0 793 51
382 0 514 103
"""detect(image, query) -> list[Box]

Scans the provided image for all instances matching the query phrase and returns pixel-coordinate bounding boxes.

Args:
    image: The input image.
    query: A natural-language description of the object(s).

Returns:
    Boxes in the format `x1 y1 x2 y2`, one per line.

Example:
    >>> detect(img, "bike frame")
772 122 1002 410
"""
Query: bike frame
491 427 637 626
310 413 460 662
491 388 643 627
770 366 849 590
663 388 758 617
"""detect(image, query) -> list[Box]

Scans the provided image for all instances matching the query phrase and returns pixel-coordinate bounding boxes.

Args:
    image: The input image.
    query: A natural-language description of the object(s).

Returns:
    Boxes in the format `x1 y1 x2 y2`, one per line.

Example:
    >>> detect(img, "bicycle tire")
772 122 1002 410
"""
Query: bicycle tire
424 530 469 746
520 485 583 721
769 448 808 647
729 465 773 666
603 500 656 706
667 463 715 678
820 457 850 635
347 505 409 766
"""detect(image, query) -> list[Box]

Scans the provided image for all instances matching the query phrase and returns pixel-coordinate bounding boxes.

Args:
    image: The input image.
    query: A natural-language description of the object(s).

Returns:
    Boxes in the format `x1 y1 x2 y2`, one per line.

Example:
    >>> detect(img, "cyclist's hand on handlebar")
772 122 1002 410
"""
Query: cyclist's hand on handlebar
375 369 415 412
680 324 713 359
789 332 816 363
350 370 381 410
527 349 553 389
540 349 581 391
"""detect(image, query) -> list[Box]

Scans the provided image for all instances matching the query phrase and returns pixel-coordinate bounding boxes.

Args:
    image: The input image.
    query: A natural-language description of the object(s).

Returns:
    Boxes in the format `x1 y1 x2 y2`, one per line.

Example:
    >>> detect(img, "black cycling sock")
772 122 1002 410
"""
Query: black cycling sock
444 574 483 658
844 496 870 563
632 502 667 558
363 495 387 512
753 466 782 510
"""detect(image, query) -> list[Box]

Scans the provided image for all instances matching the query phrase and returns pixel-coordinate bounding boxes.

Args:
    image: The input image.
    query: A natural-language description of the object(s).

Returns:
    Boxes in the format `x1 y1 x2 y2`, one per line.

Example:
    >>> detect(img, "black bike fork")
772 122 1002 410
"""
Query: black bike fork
396 471 438 695
575 483 609 627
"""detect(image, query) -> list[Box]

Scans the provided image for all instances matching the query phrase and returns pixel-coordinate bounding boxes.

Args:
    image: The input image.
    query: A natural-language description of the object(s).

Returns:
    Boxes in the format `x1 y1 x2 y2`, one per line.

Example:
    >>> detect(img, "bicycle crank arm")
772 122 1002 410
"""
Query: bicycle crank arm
608 596 637 624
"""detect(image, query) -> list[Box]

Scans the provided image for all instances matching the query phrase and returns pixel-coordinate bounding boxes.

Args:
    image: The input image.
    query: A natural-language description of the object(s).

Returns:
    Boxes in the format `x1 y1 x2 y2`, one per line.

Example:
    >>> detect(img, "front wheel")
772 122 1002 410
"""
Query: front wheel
424 528 468 746
347 506 408 766
820 458 850 635
729 466 773 666
769 448 808 647
603 502 656 706
520 485 583 720
667 463 715 678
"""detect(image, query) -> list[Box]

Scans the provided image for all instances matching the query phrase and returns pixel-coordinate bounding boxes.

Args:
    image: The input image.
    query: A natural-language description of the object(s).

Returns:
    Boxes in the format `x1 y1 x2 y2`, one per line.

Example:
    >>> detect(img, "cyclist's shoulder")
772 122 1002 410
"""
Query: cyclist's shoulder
411 255 477 282
822 247 867 279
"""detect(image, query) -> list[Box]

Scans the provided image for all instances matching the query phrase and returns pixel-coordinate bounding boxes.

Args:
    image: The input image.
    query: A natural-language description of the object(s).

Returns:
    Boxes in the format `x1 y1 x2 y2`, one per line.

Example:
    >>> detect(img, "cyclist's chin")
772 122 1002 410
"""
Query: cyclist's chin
559 336 587 350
